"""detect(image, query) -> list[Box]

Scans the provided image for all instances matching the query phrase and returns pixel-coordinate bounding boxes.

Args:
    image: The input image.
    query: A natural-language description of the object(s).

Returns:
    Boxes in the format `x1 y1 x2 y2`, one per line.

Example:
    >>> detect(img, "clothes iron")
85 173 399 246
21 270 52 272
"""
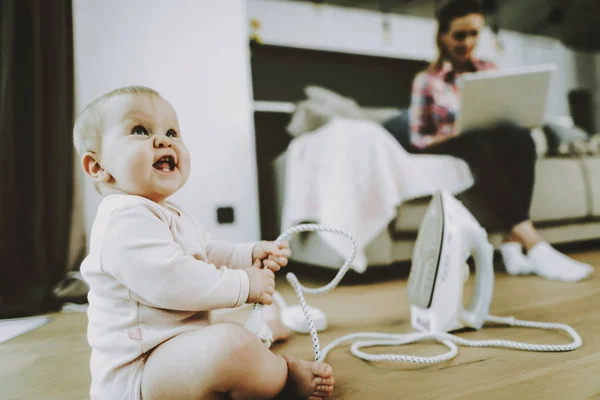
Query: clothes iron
407 190 494 333
245 192 583 365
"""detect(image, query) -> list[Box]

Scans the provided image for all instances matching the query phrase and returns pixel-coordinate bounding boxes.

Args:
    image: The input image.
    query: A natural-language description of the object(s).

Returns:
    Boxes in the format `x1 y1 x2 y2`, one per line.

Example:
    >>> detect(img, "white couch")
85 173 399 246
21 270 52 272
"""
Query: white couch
272 138 600 270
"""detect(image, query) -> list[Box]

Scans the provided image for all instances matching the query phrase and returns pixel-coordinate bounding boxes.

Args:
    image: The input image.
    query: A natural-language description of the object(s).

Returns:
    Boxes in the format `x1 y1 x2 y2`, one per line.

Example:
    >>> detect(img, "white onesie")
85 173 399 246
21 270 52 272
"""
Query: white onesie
80 194 253 400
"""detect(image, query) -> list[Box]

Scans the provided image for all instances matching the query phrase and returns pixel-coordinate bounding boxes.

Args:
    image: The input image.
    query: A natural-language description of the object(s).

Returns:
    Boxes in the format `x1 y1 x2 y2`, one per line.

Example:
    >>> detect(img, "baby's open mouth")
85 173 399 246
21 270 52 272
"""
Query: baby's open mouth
153 155 176 172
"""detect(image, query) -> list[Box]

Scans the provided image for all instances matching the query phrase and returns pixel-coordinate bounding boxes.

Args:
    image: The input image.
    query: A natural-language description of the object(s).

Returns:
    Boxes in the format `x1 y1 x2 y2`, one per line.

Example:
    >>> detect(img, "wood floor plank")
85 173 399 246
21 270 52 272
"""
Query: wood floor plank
1 247 598 399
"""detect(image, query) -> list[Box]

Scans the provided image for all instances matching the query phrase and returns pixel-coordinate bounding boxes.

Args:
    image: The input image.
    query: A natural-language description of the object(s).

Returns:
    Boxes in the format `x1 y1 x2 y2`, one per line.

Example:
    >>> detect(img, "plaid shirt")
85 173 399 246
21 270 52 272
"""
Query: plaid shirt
408 59 498 149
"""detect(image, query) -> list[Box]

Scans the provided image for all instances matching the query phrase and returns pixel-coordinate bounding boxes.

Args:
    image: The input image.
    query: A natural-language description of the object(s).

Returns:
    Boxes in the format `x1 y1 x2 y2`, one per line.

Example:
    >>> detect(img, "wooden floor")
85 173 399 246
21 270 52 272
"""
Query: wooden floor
2 246 600 400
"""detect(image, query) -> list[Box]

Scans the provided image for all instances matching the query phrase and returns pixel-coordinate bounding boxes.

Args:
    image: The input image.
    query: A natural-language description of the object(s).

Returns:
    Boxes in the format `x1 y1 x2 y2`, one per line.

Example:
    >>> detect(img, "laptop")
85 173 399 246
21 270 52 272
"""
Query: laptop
454 63 557 134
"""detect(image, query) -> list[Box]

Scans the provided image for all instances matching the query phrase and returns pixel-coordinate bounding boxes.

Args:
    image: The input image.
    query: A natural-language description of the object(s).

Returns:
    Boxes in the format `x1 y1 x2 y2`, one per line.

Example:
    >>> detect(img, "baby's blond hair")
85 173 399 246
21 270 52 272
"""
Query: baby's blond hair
72 85 160 158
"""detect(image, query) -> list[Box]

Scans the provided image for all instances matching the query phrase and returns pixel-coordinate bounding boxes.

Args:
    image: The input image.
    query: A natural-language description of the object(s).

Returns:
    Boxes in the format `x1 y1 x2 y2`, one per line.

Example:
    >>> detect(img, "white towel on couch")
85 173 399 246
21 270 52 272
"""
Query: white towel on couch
280 117 475 272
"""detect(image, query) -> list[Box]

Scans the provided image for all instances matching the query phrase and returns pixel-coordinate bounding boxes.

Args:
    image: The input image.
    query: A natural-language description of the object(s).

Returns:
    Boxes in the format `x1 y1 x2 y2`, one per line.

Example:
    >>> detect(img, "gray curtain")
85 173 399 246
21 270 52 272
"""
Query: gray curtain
0 0 74 318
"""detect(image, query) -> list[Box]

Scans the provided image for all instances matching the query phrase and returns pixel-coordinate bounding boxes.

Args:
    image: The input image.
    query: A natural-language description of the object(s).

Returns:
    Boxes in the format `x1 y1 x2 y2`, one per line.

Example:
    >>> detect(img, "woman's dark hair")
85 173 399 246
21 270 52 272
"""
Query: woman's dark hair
428 0 484 72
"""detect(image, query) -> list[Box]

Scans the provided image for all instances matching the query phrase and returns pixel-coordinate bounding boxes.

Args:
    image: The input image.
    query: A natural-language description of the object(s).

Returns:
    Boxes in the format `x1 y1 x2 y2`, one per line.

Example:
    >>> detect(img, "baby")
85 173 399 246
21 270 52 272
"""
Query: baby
74 86 334 400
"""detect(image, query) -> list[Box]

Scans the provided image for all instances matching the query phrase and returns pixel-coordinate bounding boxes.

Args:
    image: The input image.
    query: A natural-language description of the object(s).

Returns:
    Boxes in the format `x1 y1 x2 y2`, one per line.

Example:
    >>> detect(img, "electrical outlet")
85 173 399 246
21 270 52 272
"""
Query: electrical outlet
217 207 235 224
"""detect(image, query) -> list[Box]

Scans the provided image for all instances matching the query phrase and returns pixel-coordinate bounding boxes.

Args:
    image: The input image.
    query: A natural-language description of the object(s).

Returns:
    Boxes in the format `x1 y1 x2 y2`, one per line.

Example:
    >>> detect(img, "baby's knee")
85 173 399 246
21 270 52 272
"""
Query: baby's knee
209 324 284 396
214 323 258 342
211 323 264 360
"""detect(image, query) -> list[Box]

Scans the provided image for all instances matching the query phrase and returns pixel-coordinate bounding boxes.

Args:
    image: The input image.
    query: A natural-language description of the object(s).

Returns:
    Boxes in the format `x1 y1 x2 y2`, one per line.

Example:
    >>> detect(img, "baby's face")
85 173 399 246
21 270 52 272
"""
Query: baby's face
99 94 190 203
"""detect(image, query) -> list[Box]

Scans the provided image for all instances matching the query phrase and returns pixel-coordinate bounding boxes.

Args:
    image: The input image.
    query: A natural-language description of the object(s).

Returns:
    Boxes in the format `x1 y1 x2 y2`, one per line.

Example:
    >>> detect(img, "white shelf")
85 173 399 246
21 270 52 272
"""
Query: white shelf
253 100 296 113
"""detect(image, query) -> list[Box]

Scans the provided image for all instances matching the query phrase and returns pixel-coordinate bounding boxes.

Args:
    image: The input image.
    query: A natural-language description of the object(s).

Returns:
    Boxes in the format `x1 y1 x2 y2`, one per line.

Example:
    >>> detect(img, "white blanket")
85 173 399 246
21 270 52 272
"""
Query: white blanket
281 118 475 272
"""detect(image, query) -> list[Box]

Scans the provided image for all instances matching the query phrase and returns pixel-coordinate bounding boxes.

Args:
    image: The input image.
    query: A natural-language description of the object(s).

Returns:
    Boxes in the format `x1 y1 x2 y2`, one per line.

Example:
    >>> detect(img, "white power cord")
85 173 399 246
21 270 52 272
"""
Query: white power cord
249 224 583 364
320 315 582 364
246 224 357 361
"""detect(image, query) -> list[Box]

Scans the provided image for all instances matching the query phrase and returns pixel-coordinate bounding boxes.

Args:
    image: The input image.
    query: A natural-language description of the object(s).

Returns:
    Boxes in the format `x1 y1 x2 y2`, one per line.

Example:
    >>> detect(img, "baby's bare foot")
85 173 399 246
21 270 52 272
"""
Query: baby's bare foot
283 355 334 399
264 303 292 342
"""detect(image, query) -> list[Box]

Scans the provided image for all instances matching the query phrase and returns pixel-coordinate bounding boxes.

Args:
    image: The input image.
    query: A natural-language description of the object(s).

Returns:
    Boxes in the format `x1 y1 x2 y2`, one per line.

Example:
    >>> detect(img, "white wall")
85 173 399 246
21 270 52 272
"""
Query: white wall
248 0 495 62
73 0 260 243
247 0 596 118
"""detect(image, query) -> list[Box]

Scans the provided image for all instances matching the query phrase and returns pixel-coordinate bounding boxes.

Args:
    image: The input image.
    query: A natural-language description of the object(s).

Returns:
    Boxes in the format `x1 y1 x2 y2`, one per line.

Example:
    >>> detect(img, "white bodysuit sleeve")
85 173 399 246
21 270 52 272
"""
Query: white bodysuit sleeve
100 205 250 311
205 241 254 270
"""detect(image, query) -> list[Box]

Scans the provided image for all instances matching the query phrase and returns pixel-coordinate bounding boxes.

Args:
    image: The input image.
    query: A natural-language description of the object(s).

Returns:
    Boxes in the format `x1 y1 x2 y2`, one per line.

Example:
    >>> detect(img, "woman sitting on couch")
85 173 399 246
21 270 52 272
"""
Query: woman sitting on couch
408 0 593 281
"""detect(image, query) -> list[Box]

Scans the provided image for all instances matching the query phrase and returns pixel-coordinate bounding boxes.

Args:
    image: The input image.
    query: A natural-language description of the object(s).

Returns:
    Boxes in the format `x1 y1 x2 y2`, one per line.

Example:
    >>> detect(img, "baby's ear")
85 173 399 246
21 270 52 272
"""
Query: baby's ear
82 152 111 182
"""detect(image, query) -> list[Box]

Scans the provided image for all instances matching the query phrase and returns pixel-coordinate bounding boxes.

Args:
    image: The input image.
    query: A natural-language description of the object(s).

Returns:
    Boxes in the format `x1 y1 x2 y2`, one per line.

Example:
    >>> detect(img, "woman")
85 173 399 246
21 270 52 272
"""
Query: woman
409 0 593 282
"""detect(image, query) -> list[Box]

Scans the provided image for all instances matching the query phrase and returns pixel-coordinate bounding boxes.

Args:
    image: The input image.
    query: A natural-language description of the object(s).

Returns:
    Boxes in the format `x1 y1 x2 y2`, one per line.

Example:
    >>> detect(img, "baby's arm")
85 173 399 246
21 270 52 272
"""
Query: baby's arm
205 240 255 270
101 205 249 311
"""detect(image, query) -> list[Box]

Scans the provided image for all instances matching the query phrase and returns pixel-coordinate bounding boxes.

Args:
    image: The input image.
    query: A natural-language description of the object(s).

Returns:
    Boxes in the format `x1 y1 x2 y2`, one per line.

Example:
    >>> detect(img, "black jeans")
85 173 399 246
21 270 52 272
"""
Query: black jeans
415 122 537 232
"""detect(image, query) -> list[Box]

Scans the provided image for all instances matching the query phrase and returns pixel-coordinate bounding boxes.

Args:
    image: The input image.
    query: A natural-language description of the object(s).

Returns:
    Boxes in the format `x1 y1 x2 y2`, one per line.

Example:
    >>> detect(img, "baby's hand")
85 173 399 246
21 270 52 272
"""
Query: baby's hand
252 240 292 272
246 264 275 305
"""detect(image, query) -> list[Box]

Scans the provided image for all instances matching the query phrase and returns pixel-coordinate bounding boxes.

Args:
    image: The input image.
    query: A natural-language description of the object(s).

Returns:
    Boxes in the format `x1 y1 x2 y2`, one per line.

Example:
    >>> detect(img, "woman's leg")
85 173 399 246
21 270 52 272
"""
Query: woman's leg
424 131 534 274
483 124 540 247
477 125 541 274
486 125 593 280
491 123 537 221
141 323 334 400
422 130 526 229
509 220 543 251
421 127 593 280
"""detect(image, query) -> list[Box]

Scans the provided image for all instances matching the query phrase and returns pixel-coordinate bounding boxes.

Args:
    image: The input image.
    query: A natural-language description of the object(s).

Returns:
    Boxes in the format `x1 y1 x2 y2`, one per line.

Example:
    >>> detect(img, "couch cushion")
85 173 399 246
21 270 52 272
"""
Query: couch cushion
393 200 429 232
393 191 510 233
394 158 589 233
542 122 590 155
530 158 588 222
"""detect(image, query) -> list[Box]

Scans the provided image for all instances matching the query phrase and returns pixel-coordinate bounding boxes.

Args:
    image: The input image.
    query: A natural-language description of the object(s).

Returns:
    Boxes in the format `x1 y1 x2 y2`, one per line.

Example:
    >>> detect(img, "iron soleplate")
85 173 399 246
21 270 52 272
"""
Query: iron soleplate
407 192 445 309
